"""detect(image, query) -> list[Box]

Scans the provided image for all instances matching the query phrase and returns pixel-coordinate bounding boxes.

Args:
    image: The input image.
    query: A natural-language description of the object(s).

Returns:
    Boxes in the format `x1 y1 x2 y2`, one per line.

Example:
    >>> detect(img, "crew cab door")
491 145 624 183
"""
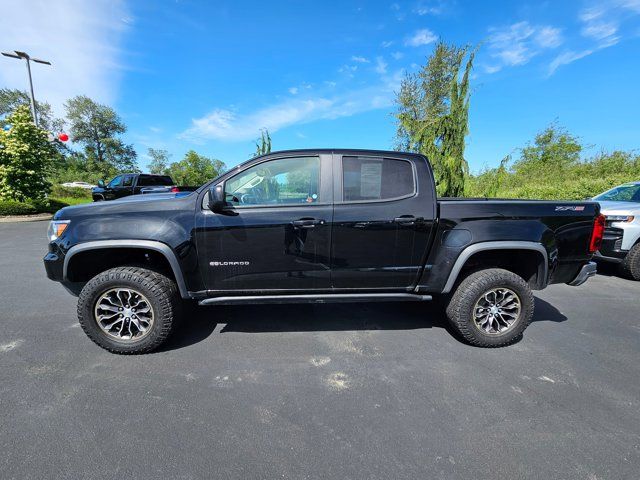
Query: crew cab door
197 154 333 292
330 154 436 289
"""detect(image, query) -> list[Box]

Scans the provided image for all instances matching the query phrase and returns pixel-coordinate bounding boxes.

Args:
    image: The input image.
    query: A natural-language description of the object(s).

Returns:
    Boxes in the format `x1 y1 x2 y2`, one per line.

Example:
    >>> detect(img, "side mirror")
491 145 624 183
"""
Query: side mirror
97 180 105 188
208 183 226 213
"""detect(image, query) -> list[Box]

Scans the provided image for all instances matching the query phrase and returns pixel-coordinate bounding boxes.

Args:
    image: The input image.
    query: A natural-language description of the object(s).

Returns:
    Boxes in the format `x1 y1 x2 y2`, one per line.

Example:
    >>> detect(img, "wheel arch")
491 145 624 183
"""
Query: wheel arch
442 241 549 294
63 240 190 298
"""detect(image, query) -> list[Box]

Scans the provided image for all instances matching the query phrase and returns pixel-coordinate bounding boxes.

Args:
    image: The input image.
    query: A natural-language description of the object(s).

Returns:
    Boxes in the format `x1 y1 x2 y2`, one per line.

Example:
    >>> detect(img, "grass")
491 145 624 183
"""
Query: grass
51 196 92 206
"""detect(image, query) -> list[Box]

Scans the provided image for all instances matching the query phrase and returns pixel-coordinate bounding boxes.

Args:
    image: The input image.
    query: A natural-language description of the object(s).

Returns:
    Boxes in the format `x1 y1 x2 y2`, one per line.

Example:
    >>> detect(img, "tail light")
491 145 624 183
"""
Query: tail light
589 214 605 253
170 186 179 193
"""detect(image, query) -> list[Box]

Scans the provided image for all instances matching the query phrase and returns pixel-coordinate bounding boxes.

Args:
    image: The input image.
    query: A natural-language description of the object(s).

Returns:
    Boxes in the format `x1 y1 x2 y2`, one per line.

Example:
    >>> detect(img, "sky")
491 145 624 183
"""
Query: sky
1 0 639 173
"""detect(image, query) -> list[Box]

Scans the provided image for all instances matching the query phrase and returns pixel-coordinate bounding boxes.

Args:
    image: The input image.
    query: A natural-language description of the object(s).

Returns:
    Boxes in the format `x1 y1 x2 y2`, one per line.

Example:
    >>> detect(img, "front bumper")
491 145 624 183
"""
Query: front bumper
567 261 597 286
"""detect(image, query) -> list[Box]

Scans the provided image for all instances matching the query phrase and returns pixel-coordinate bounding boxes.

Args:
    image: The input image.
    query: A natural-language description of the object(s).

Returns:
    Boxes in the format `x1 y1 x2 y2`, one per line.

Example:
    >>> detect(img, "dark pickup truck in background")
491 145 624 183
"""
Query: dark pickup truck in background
91 173 197 201
44 149 603 354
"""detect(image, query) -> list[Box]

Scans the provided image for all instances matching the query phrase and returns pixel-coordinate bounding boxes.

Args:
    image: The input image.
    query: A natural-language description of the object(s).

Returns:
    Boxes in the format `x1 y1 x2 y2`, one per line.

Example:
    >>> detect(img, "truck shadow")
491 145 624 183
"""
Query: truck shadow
160 297 566 352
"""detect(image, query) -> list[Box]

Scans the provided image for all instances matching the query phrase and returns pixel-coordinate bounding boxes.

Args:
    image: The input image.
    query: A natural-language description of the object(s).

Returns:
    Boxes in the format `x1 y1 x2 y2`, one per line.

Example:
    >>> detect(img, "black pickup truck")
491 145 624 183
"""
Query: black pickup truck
44 149 603 354
91 173 196 201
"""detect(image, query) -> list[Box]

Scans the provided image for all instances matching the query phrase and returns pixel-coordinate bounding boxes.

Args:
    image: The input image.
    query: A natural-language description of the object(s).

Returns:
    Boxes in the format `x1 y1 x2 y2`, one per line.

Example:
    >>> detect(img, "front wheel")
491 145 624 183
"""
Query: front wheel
445 268 534 347
77 267 182 354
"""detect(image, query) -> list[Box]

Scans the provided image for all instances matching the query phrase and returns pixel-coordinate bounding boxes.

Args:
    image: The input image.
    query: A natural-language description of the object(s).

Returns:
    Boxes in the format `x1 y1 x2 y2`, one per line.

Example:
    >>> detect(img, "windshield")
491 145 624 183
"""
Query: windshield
594 184 640 203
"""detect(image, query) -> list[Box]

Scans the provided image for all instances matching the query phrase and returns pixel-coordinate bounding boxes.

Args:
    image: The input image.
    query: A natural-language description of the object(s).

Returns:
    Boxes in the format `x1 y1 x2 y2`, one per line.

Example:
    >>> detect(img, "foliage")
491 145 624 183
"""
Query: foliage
0 88 65 133
465 123 640 200
28 197 70 213
394 41 475 197
50 184 93 199
0 106 59 202
165 150 227 186
0 200 37 215
148 148 171 175
254 129 272 157
64 95 138 179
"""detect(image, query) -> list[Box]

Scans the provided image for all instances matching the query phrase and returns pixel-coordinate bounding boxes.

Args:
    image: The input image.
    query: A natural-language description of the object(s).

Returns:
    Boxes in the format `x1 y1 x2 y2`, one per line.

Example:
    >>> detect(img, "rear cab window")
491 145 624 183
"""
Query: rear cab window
342 156 415 202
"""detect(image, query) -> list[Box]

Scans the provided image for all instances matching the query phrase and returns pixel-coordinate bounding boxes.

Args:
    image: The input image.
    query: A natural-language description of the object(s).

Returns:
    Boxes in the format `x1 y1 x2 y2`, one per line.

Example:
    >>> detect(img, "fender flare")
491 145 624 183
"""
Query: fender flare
63 240 190 298
441 241 549 293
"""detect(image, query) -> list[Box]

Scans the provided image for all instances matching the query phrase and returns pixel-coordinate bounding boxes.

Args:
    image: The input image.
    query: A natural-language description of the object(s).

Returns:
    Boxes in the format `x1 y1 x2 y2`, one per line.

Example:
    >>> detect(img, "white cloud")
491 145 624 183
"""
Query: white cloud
414 1 446 15
288 87 299 95
548 49 594 75
579 6 620 46
375 56 388 74
351 55 370 63
535 26 563 48
0 0 130 116
391 51 404 60
548 0 640 75
381 40 394 48
180 79 400 142
486 21 563 71
405 28 437 47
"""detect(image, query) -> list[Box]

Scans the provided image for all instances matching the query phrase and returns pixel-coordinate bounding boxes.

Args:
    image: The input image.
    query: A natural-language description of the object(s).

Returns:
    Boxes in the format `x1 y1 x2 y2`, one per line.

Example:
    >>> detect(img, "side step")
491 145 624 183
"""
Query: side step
198 293 432 306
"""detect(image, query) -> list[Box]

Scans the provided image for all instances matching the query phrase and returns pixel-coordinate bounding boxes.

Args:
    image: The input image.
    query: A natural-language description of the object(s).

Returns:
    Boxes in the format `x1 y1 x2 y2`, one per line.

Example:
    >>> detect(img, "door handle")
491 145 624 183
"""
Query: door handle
292 218 324 228
393 215 421 225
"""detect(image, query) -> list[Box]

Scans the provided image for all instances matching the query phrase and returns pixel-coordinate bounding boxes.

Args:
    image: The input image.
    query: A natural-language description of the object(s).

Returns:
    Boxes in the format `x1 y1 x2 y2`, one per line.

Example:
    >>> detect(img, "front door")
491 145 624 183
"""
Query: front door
331 154 436 289
197 154 333 292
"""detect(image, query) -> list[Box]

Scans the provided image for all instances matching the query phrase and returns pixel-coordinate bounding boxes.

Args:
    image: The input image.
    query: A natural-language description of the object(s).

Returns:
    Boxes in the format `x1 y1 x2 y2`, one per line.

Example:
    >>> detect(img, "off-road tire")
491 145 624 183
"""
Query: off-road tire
618 243 640 281
445 268 534 347
77 266 182 354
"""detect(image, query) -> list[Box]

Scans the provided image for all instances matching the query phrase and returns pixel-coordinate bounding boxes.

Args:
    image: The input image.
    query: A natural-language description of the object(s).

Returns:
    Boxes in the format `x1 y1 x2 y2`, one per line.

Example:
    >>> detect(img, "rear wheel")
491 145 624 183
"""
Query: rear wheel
618 243 640 280
77 266 181 354
445 268 534 347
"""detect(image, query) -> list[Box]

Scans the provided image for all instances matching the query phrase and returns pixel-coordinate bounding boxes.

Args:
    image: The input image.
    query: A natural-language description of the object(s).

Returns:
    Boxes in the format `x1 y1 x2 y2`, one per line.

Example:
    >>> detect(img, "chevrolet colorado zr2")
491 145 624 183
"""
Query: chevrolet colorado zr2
44 149 603 354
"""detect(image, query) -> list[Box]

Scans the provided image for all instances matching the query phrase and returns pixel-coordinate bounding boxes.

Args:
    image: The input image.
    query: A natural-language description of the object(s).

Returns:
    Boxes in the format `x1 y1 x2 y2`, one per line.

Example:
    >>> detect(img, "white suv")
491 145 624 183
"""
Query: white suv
593 182 640 280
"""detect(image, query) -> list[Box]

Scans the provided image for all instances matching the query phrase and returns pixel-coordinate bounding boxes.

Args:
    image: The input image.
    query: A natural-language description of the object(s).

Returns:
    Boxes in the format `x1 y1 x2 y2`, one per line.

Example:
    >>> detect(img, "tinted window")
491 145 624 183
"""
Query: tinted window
138 175 174 186
107 175 122 188
225 156 320 207
122 175 134 187
342 156 414 202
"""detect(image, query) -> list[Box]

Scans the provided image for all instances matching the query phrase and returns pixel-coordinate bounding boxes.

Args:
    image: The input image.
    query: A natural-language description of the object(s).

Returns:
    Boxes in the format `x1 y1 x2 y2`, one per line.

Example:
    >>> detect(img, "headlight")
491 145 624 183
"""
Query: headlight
47 220 70 241
606 215 635 223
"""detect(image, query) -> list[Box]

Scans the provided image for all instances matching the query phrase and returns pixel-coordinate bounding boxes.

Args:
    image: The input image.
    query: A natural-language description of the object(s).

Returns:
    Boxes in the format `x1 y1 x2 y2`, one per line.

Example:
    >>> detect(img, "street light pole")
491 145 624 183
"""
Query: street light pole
1 50 51 127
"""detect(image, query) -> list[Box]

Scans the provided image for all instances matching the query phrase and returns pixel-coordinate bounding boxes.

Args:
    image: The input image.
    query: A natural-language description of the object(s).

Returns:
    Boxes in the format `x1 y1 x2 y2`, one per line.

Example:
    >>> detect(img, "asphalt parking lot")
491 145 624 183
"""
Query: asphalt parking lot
1 220 639 480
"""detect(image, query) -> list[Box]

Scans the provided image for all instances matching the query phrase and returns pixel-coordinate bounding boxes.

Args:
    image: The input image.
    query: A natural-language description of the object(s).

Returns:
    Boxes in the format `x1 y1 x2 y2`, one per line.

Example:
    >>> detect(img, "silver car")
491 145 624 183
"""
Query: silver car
593 182 640 280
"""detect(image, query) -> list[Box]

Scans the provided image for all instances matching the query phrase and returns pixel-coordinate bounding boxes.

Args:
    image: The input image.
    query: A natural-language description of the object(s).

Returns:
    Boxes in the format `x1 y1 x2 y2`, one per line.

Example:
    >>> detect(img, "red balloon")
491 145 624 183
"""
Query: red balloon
58 133 69 142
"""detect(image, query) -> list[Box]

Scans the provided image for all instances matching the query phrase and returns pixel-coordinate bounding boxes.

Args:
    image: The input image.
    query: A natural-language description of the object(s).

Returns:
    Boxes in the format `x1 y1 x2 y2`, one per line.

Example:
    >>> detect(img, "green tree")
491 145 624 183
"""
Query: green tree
64 95 138 178
0 88 65 133
147 148 171 175
166 150 226 186
395 41 476 197
0 105 58 201
254 128 272 157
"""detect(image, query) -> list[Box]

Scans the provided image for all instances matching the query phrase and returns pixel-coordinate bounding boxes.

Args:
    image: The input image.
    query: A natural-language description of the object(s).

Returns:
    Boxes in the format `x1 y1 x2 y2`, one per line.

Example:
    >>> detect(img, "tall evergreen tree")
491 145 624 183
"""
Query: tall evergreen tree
254 129 272 157
395 41 476 197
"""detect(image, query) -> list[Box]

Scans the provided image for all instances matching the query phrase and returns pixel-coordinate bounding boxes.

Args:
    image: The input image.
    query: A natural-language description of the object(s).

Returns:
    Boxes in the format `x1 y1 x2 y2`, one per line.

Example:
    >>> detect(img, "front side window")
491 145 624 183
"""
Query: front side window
594 184 640 203
342 156 415 202
122 175 134 187
225 156 320 207
107 175 123 188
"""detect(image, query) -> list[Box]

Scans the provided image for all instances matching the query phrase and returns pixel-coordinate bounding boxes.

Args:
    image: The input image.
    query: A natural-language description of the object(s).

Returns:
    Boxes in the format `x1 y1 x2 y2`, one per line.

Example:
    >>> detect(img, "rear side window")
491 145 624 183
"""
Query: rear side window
122 175 135 187
138 175 174 186
342 156 415 202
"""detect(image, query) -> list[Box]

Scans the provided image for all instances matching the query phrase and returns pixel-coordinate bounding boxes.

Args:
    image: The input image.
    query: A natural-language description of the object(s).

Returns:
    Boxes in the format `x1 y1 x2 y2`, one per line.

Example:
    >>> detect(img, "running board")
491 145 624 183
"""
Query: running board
198 293 432 306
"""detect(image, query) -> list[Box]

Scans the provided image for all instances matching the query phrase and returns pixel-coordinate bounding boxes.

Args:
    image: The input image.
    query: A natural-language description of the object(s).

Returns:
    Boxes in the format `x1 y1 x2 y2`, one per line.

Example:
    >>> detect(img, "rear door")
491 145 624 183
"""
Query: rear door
197 153 333 292
330 153 436 289
116 174 135 198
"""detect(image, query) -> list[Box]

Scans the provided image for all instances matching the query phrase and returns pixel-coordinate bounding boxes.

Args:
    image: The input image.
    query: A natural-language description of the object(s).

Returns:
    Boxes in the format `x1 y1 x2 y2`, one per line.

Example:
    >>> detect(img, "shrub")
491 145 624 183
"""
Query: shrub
28 198 70 214
50 185 93 199
0 200 37 216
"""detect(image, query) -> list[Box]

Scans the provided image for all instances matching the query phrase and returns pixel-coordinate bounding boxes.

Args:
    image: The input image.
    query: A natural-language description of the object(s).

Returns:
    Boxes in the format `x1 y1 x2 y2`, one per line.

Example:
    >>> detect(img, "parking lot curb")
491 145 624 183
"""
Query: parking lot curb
0 213 53 223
